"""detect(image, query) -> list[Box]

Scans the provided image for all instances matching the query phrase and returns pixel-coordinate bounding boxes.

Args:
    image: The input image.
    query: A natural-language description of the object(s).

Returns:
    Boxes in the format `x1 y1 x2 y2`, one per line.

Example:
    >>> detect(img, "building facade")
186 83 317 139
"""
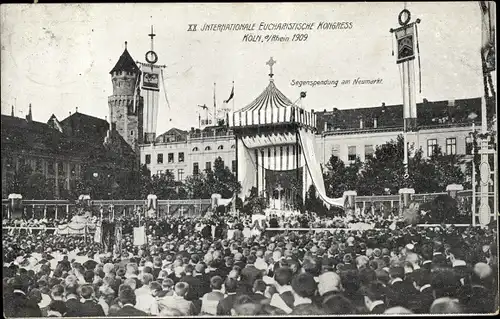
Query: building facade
140 97 482 182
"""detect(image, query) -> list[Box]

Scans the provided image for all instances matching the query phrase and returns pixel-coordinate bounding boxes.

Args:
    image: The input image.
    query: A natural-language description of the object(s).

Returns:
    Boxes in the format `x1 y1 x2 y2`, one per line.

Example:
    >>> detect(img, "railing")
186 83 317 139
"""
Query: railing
2 198 213 220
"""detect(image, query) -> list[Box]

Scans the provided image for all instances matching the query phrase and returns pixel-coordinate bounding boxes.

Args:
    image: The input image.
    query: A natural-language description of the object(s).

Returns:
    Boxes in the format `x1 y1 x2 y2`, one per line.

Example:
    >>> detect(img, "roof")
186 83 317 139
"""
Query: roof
109 48 140 74
1 114 74 156
315 97 488 133
156 128 188 143
236 80 295 114
60 112 109 145
2 112 135 159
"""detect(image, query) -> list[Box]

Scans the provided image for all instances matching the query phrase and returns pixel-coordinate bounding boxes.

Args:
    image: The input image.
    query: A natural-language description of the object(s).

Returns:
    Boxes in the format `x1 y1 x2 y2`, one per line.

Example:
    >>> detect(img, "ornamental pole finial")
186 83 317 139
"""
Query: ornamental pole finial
266 57 276 79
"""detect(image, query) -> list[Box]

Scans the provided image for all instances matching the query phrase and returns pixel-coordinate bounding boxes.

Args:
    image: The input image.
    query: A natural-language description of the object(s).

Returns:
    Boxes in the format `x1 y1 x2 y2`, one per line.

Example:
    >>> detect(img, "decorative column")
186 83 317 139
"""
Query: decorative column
8 194 22 219
398 188 415 216
343 191 357 215
146 194 158 218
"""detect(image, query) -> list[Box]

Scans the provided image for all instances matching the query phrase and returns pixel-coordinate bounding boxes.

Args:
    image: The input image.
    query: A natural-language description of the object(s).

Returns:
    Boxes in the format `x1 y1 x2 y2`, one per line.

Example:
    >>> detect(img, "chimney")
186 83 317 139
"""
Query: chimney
26 103 33 122
382 102 386 107
374 117 378 128
423 98 428 103
359 118 364 129
11 105 14 117
448 99 455 107
76 107 79 113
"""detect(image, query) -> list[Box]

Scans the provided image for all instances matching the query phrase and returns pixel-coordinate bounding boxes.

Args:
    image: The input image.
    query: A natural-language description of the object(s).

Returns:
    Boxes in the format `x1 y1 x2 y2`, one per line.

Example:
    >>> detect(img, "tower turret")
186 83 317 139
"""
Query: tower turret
108 42 144 153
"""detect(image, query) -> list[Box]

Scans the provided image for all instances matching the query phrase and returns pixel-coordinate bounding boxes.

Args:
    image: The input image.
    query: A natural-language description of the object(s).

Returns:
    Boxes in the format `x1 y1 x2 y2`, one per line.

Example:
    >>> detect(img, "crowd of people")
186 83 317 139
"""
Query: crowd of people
2 210 499 317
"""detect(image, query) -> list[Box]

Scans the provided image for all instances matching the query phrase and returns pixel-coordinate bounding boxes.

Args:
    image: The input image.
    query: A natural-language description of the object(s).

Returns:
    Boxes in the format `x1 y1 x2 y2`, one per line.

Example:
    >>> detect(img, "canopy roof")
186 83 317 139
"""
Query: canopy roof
237 80 295 114
231 79 316 129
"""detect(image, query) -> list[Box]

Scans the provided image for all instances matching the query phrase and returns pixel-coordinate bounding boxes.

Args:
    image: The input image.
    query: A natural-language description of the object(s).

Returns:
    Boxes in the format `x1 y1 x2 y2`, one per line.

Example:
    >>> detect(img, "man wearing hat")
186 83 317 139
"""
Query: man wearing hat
4 275 42 317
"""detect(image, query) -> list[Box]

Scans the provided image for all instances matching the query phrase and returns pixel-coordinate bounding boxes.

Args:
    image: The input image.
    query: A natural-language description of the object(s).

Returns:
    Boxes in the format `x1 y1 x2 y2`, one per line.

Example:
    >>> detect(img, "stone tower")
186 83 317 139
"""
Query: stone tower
108 42 144 154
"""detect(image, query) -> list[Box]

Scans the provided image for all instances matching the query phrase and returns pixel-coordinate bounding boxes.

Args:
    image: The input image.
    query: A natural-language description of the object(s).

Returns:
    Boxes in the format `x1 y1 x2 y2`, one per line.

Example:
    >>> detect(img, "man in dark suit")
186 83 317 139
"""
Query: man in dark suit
387 265 414 308
250 279 269 305
193 263 211 297
216 278 240 315
179 264 204 301
290 273 325 315
114 287 148 316
63 284 82 317
240 255 263 289
407 269 434 314
3 275 42 317
75 285 105 317
360 281 387 314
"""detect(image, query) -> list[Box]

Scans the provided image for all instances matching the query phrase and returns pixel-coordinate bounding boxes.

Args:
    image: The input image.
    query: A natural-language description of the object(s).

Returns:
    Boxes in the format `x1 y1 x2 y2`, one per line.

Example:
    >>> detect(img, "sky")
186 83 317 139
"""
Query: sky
0 2 489 135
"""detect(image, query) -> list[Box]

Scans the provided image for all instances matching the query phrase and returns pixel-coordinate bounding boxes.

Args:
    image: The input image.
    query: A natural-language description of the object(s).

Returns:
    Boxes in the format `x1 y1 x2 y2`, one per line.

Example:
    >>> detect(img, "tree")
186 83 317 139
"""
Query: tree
323 155 362 197
304 185 328 216
184 172 211 199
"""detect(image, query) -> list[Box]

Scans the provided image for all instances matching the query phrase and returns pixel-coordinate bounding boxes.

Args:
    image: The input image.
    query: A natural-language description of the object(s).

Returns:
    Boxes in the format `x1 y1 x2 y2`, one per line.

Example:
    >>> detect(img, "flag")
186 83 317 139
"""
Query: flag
224 85 234 103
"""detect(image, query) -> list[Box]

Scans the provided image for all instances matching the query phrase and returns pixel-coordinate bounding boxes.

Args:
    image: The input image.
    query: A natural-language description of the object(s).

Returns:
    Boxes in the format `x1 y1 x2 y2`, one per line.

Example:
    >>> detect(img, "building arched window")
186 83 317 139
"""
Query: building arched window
217 145 224 150
231 145 236 149
205 146 212 151
192 147 199 152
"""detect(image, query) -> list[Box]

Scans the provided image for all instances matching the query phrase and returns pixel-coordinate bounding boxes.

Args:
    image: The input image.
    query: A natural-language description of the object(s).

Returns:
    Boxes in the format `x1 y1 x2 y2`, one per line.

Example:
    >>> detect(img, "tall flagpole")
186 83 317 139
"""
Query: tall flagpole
213 82 217 126
232 81 235 114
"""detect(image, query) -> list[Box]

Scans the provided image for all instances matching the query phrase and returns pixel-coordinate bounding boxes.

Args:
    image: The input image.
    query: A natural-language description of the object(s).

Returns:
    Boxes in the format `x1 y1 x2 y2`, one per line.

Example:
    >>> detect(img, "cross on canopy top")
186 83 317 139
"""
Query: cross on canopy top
266 57 276 79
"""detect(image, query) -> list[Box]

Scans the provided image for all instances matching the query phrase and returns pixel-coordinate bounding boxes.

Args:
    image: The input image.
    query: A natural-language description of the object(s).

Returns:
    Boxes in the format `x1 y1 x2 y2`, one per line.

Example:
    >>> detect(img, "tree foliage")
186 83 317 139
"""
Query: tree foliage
323 134 468 197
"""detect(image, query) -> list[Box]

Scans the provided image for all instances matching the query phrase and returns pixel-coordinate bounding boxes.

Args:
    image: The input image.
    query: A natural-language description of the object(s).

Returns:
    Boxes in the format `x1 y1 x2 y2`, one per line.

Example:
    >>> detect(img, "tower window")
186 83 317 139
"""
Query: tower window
232 160 237 173
130 130 134 136
157 153 163 164
168 153 174 163
218 145 224 150
206 161 211 171
193 162 199 175
178 169 184 181
145 154 151 164
178 152 185 163
205 146 212 151
192 147 199 152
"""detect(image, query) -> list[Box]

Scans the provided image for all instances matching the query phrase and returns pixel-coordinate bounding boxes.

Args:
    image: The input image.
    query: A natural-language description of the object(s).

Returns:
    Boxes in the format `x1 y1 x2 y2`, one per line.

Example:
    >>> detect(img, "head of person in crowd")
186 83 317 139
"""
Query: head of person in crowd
118 286 136 307
291 272 317 301
317 271 343 296
430 297 464 314
210 276 223 292
273 267 293 289
231 294 261 315
322 294 355 314
384 306 414 314
174 282 189 298
224 277 238 294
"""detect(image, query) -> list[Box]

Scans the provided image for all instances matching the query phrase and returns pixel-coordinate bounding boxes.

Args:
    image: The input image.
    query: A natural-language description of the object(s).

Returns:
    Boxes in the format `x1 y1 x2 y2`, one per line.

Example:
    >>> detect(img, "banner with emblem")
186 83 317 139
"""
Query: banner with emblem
394 23 416 64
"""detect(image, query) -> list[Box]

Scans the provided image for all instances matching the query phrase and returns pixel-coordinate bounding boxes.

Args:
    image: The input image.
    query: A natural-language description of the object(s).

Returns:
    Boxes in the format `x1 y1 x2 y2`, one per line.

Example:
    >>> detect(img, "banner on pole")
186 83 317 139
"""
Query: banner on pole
133 226 146 246
394 24 416 64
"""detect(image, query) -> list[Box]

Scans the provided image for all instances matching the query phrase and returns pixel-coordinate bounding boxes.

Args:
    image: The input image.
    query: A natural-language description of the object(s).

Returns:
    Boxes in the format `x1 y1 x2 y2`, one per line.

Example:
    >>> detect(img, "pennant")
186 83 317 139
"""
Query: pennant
224 86 234 103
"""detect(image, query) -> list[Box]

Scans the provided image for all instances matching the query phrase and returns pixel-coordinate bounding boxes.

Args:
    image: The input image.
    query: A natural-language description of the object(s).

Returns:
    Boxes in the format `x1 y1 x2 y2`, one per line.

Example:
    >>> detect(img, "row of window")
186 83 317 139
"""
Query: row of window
192 145 235 152
5 158 77 176
192 160 237 175
145 152 185 164
337 137 464 163
156 169 185 181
